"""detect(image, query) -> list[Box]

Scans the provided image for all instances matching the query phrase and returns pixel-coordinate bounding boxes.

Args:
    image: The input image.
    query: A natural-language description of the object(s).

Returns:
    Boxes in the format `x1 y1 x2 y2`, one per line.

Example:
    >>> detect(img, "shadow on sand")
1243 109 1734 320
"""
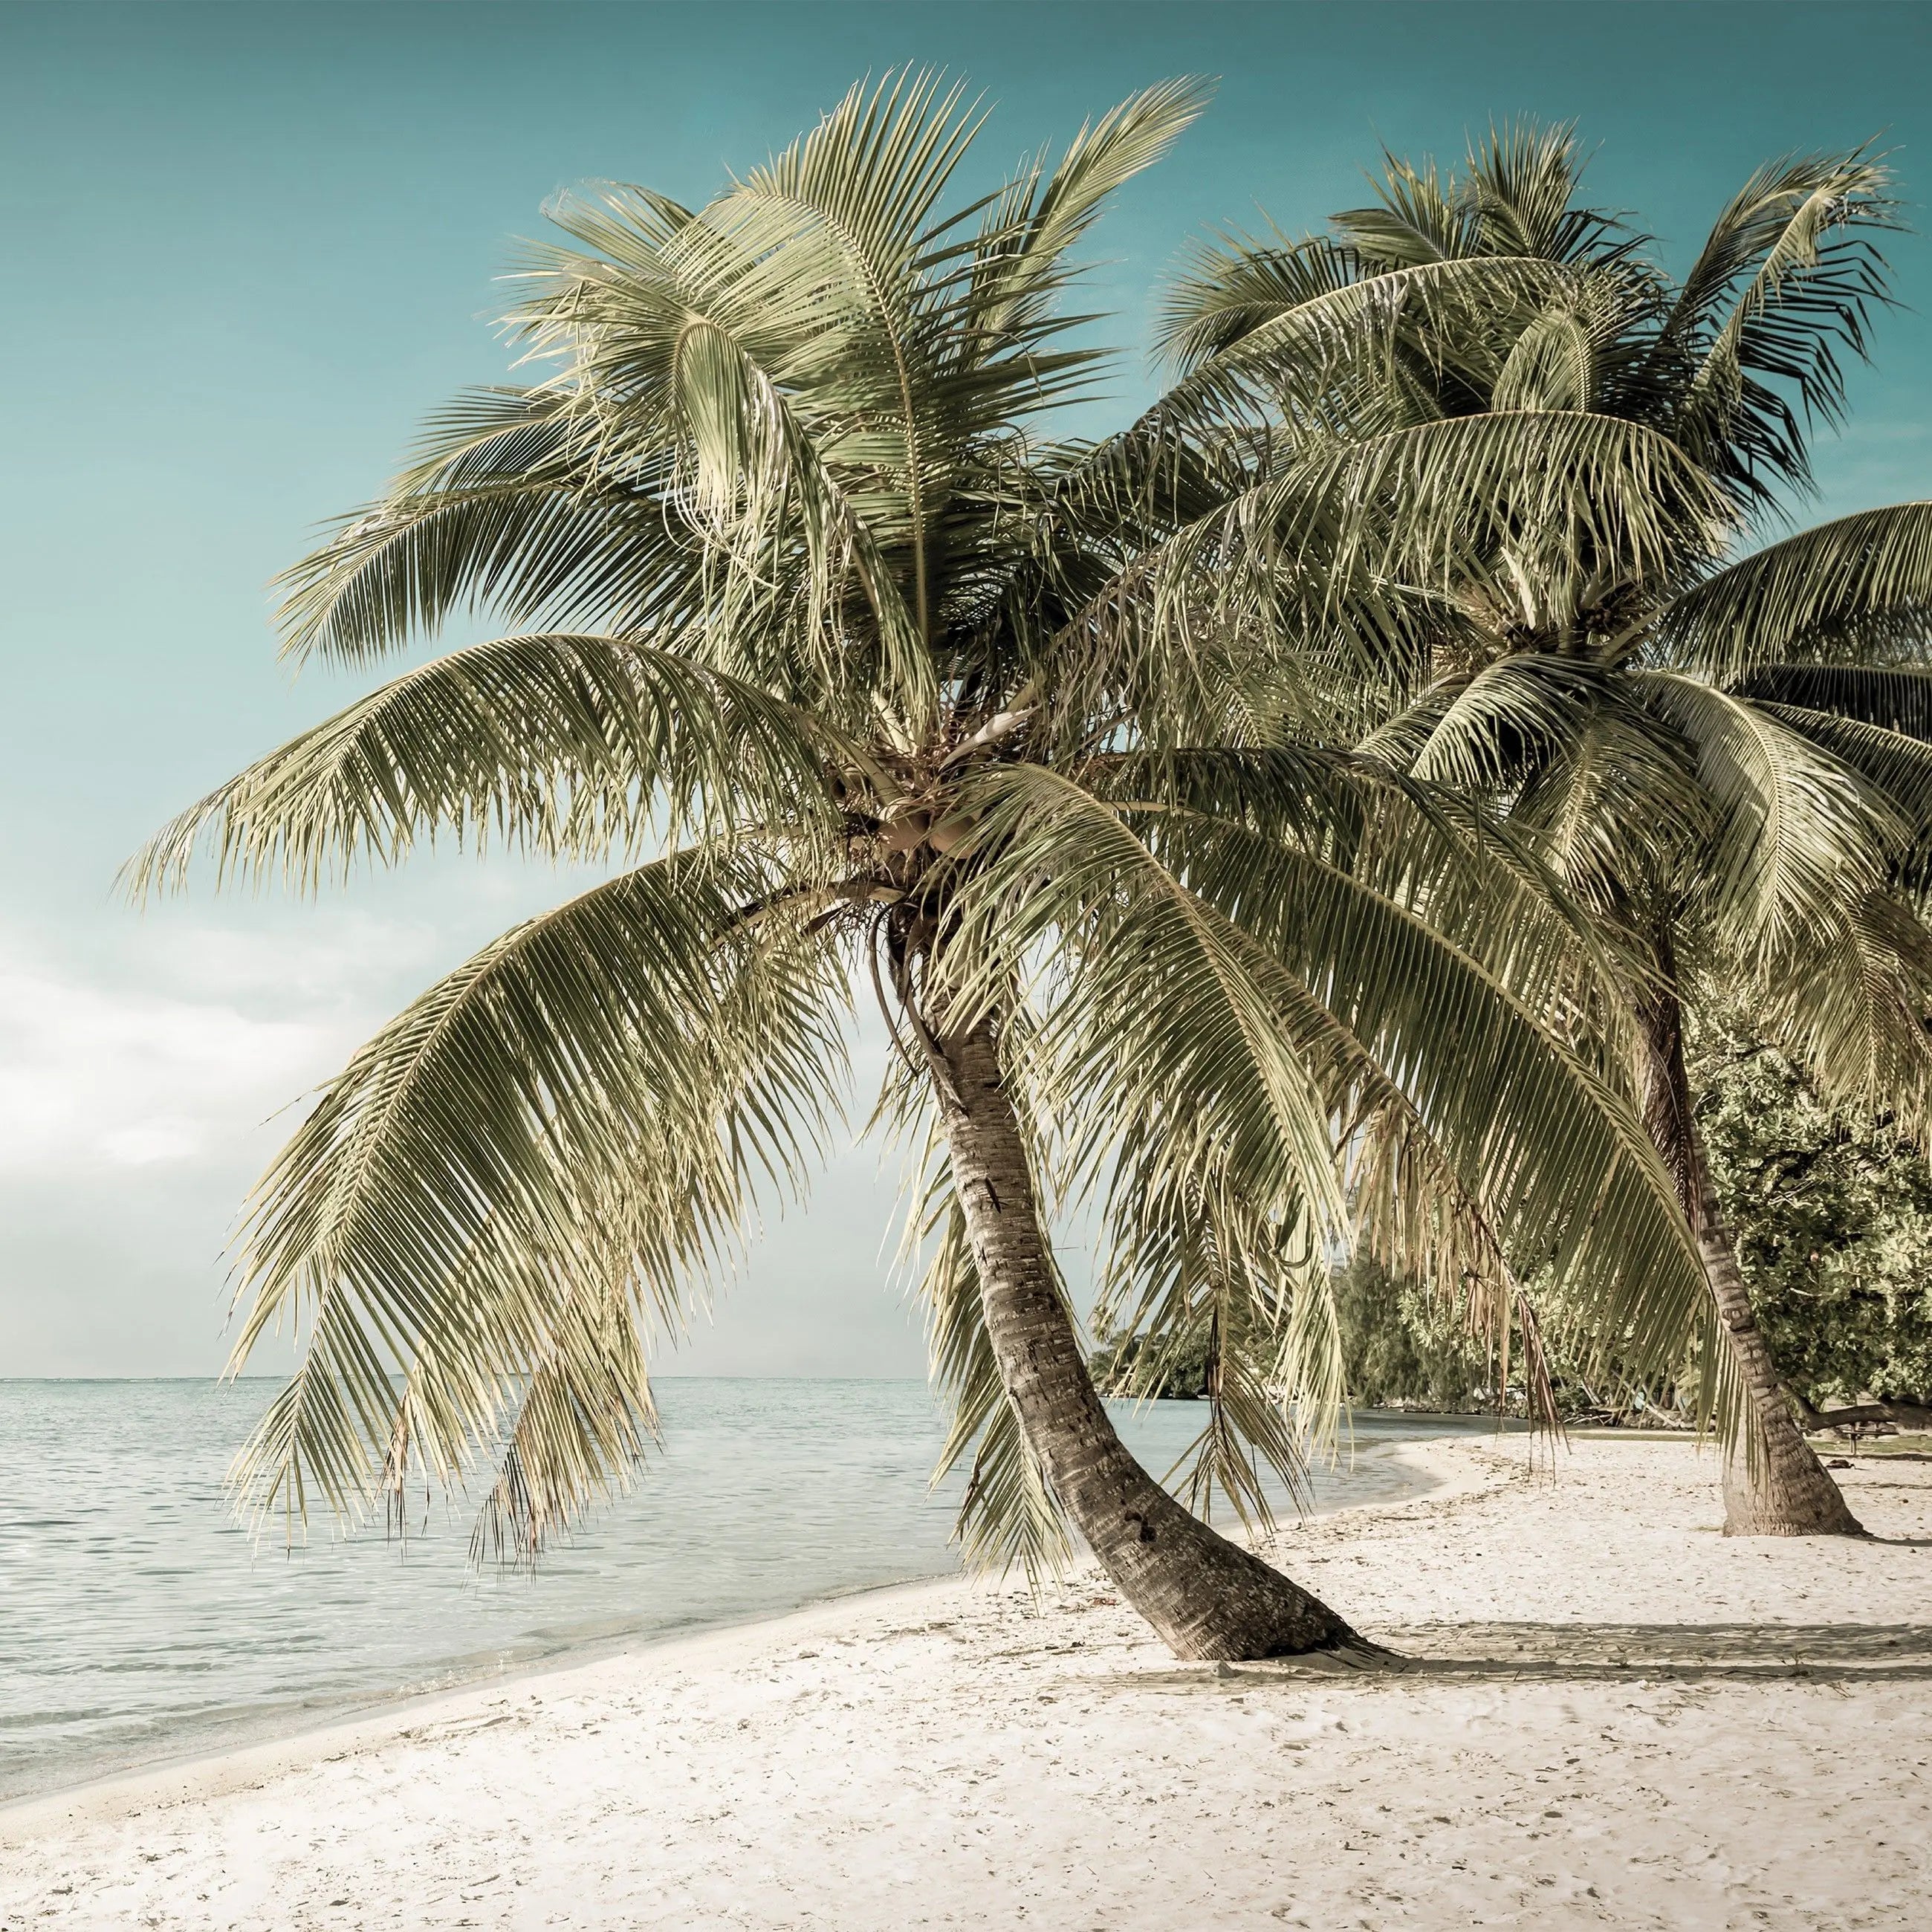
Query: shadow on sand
1118 1623 1932 1687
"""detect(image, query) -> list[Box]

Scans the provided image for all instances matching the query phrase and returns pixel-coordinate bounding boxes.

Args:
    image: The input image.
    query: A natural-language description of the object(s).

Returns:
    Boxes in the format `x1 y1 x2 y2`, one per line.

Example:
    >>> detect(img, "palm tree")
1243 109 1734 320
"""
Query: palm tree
1158 125 1932 1534
137 80 1720 1659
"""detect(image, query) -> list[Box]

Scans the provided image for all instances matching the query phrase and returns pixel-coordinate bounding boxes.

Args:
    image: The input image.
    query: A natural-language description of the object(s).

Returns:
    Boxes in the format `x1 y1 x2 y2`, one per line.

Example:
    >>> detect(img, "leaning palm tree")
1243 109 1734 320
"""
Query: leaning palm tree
136 79 1721 1659
1158 124 1932 1534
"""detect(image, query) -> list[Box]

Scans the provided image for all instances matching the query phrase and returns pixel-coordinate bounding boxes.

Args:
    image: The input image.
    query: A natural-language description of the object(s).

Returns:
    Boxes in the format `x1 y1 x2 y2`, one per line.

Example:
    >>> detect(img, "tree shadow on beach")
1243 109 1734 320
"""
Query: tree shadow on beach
1118 1622 1932 1688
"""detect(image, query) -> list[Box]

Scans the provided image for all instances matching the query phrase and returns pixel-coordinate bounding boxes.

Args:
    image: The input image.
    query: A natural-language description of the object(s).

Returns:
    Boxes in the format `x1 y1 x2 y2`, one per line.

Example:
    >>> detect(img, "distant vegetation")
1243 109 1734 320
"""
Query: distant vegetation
1092 1260 1491 1413
1693 1003 1932 1426
1097 1008 1932 1431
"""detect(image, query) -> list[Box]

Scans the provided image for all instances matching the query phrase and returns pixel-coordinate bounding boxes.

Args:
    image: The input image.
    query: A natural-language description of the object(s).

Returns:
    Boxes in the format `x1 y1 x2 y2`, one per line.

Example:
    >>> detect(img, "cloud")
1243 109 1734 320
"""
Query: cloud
0 908 444 1176
0 892 935 1376
0 909 442 1371
0 953 327 1172
0 857 652 1187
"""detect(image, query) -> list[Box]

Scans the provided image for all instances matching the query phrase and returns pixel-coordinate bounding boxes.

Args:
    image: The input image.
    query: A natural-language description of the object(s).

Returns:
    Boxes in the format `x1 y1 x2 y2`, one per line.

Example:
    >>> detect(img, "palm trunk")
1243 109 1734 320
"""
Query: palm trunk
1691 1145 1863 1534
1636 946 1862 1537
932 1014 1369 1661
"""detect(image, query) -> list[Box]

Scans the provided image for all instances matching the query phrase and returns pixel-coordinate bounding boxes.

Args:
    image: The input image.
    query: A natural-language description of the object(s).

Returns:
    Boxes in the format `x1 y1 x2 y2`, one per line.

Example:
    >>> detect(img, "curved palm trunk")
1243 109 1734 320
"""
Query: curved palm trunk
932 1015 1369 1660
1690 1146 1864 1535
1637 953 1862 1537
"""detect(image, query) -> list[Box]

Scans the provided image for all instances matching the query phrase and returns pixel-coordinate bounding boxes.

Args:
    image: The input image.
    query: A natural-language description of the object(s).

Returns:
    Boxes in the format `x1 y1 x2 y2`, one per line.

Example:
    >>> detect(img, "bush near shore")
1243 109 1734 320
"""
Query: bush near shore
1094 1008 1932 1429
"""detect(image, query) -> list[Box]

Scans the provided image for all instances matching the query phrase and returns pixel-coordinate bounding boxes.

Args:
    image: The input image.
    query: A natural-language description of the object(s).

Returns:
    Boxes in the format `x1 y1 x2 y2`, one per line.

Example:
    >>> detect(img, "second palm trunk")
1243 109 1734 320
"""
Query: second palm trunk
1638 959 1861 1537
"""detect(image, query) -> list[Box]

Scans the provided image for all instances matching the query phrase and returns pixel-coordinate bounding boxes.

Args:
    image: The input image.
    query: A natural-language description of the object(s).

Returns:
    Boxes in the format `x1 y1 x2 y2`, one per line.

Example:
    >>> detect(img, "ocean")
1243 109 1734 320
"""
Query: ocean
0 1378 1478 1803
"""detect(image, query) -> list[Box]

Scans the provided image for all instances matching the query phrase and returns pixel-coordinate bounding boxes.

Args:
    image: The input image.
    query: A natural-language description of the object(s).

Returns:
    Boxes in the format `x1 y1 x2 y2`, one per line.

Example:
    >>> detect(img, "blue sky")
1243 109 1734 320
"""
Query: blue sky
3 0 1930 1376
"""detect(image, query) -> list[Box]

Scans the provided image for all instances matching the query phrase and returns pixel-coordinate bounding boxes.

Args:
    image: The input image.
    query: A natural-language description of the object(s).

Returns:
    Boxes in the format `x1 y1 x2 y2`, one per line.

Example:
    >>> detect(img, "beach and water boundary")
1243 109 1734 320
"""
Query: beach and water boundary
0 1378 1479 1806
5 1433 1927 1929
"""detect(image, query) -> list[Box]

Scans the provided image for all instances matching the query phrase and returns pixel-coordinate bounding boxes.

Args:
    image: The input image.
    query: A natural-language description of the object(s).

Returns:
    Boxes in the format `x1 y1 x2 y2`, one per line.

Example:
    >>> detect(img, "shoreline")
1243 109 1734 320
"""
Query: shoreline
14 1433 1925 1928
6 1422 1448 1821
0 1569 974 1843
0 1434 1572 1838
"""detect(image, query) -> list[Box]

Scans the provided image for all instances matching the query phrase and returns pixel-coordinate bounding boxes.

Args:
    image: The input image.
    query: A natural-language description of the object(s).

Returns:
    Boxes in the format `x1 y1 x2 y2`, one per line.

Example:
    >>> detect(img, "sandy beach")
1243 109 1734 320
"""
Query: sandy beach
4 1434 1928 1931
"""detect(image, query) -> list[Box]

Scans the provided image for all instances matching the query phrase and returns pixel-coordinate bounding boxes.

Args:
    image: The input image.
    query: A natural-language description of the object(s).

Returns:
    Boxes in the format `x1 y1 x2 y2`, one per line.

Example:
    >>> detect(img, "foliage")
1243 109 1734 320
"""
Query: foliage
1152 125 1932 1128
1092 1260 1485 1410
1332 1260 1491 1413
1144 124 1932 1467
1093 1000 1932 1422
1692 1002 1932 1410
1089 1320 1216 1401
137 78 1726 1577
1093 1259 1608 1419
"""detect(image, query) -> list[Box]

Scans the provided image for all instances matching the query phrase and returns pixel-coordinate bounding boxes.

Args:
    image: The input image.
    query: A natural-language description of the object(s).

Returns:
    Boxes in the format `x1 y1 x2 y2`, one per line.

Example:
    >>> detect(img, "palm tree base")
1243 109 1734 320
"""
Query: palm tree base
935 1015 1379 1662
1130 1531 1371 1661
1720 1442 1864 1537
1684 1123 1867 1538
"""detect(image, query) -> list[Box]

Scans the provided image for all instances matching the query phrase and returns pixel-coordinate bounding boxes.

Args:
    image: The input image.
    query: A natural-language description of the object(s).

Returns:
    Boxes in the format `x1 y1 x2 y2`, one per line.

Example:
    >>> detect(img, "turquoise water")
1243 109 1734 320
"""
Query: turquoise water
0 1378 1469 1803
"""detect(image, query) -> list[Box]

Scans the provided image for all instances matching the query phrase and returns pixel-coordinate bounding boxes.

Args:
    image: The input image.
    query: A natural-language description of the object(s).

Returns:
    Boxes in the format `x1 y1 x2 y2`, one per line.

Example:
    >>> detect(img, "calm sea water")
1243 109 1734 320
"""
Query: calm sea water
0 1378 1472 1803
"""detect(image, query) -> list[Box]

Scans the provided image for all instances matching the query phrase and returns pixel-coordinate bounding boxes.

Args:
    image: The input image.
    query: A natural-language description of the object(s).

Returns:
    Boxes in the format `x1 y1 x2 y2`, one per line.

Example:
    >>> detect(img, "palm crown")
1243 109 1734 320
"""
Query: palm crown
140 81 1733 1657
1158 125 1932 1531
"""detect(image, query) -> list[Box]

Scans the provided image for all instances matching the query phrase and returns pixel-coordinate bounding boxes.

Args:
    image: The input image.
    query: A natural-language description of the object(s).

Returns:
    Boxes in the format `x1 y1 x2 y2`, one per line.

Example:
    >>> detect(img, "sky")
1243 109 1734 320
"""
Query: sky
2 0 1930 1379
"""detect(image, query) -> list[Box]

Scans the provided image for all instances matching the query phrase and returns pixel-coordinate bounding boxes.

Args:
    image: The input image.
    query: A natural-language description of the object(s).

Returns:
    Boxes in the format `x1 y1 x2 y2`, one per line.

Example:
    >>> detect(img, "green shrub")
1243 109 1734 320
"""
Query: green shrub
1690 1008 1932 1412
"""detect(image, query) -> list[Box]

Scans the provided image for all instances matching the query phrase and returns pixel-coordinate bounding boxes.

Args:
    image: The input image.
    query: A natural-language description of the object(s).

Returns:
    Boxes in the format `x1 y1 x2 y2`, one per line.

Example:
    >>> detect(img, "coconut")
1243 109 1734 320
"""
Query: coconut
880 810 931 853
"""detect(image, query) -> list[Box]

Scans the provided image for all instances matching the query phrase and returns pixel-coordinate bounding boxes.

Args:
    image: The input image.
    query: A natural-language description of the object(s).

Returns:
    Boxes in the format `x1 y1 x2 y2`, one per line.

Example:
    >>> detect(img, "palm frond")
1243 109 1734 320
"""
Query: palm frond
1747 887 1932 1138
464 1261 658 1569
276 464 701 671
1092 1171 1323 1528
1460 120 1627 265
1508 694 1705 905
1167 411 1727 649
1635 672 1905 953
1737 664 1932 739
1333 147 1476 268
1757 702 1932 842
1154 227 1358 373
127 632 842 895
1663 149 1896 498
1656 502 1932 676
965 77 1212 349
1401 655 1610 791
1153 250 1563 427
227 846 849 1543
950 765 1714 1400
1332 122 1627 273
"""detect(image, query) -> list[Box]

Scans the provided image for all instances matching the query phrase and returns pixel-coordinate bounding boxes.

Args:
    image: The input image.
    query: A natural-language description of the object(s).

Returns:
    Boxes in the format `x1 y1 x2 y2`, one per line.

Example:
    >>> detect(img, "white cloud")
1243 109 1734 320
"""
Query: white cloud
0 947 338 1172
0 869 658 1372
0 884 938 1375
0 897 467 1178
0 867 613 1183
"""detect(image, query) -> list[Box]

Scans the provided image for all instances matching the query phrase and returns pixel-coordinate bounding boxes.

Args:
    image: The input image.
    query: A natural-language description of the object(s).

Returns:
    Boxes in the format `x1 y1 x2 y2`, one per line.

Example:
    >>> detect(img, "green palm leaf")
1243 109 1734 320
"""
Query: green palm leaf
128 632 843 893
1657 502 1932 675
1737 664 1932 739
950 766 1713 1390
1635 672 1905 953
228 846 849 1541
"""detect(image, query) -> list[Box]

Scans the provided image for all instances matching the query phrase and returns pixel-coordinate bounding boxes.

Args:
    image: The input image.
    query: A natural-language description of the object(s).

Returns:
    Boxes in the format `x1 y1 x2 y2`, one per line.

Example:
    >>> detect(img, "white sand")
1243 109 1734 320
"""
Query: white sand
5 1436 1929 1930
